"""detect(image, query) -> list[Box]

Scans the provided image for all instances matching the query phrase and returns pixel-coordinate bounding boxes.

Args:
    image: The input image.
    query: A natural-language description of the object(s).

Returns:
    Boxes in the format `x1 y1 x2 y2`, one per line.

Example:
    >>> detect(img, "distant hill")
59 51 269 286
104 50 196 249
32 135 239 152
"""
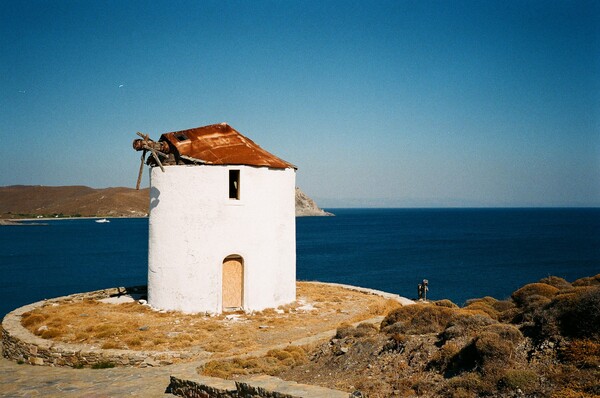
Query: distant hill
295 187 334 217
0 185 331 219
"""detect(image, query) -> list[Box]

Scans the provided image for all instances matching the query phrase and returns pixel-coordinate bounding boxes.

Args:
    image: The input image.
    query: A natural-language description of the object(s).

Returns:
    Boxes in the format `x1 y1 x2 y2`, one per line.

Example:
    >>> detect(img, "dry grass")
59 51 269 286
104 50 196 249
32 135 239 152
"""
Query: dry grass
201 345 308 378
559 340 600 368
381 303 494 336
19 282 399 359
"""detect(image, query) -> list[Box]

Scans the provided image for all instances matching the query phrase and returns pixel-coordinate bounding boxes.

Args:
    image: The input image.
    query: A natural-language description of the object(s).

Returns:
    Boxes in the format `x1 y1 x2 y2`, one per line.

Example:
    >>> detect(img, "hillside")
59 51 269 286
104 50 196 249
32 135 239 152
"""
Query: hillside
202 274 600 398
0 185 331 219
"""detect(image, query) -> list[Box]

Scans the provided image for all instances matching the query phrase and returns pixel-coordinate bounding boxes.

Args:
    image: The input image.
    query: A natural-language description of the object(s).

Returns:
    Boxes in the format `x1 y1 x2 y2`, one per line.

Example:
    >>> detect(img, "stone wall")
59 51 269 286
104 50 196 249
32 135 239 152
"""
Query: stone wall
167 375 352 398
1 286 201 368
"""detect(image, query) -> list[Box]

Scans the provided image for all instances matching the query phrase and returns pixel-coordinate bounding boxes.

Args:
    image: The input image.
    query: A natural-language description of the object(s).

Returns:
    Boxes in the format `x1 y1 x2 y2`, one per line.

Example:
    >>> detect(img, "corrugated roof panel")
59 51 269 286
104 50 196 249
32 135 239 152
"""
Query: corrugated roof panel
160 123 296 169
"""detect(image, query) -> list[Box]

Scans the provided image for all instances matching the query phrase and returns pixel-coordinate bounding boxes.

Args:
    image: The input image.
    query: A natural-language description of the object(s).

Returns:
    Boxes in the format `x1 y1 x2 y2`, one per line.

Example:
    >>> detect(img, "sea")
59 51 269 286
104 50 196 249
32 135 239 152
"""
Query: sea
1 208 599 318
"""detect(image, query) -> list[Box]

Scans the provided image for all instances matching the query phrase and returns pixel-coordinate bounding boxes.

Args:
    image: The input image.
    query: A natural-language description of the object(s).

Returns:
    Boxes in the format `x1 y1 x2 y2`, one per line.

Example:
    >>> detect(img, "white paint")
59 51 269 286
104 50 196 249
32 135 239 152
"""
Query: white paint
98 296 135 304
147 164 296 314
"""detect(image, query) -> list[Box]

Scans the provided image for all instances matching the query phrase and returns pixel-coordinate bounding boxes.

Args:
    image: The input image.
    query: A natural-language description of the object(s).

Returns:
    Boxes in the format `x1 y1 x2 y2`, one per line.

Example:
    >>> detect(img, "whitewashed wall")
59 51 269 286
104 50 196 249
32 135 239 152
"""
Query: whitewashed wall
147 164 296 313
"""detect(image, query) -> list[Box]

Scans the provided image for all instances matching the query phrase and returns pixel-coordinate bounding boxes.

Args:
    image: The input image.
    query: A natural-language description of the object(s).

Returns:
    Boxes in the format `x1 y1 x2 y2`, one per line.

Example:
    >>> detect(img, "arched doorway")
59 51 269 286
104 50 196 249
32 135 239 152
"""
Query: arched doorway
222 255 243 311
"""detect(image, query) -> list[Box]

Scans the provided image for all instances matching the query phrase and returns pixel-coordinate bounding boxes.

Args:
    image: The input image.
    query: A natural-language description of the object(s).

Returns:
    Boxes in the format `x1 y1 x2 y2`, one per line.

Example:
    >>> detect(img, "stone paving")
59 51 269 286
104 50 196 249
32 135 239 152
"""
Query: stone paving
0 350 192 397
0 329 352 397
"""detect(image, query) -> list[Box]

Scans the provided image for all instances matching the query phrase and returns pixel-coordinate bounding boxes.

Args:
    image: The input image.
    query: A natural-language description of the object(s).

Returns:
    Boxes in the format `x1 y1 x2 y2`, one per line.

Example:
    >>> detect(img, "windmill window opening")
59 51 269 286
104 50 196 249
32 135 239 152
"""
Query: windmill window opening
174 133 188 141
229 170 240 199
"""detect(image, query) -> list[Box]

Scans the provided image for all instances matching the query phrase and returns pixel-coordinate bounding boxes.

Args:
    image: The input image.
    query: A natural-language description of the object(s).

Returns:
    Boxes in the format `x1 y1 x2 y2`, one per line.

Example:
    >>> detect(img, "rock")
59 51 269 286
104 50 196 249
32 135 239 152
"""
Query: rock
295 188 334 217
32 357 45 366
138 325 149 331
143 357 158 367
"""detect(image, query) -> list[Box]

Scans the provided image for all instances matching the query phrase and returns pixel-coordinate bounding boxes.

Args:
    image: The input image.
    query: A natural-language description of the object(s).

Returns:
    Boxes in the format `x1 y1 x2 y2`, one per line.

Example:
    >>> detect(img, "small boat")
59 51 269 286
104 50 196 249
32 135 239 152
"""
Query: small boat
95 218 110 223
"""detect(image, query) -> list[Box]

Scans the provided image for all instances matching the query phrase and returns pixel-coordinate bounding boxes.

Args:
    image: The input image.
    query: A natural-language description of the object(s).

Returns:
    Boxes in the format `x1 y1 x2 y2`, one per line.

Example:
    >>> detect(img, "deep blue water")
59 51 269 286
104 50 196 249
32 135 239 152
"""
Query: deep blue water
1 209 599 318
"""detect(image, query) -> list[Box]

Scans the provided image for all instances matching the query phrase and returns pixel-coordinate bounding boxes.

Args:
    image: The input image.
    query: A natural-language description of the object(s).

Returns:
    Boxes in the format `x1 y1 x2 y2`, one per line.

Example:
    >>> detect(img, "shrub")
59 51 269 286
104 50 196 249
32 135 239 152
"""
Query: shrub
559 340 600 368
335 322 378 339
335 324 354 339
461 297 514 318
411 375 437 396
535 286 600 340
428 342 460 371
556 287 600 339
465 296 497 307
440 314 497 342
538 276 572 290
546 364 600 397
489 300 515 313
354 322 378 337
446 331 516 377
463 302 499 320
267 346 307 365
473 332 514 367
551 388 593 398
497 307 521 324
511 283 559 307
481 324 523 345
524 295 553 314
201 345 307 378
572 274 600 287
498 369 538 393
91 361 115 369
445 373 493 397
474 331 514 360
381 304 456 335
435 299 459 309
367 298 403 316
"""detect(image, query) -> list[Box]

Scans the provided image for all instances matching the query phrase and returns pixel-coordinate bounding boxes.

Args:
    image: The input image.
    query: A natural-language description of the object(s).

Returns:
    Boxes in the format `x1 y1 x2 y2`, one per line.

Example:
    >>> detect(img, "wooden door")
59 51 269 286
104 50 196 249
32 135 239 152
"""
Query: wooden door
222 256 243 310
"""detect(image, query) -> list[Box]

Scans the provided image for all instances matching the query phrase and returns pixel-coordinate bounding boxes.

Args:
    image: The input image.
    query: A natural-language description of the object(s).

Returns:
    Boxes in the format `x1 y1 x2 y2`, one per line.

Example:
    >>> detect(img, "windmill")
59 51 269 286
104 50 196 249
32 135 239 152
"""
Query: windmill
132 132 169 190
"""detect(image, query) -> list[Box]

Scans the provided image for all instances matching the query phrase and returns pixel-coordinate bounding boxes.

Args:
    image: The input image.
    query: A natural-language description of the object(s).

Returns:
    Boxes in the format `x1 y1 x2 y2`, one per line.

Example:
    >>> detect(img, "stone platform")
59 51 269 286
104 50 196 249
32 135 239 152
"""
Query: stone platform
1 283 413 397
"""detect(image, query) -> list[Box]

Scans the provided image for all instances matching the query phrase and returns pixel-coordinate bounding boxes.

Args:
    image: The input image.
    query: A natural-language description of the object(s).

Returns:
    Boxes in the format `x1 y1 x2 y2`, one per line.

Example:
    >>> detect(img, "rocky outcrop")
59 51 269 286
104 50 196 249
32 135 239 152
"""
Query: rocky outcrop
295 188 333 217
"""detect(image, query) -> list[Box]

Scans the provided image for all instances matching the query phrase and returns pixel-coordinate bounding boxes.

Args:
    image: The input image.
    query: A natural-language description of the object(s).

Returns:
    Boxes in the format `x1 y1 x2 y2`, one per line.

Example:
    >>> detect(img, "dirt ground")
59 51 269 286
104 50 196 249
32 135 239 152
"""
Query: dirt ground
20 282 401 361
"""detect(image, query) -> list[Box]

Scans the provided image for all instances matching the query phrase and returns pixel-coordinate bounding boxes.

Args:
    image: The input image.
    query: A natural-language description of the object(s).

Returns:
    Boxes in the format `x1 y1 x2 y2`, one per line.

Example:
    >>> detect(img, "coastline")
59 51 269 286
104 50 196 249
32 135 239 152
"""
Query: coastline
0 216 147 223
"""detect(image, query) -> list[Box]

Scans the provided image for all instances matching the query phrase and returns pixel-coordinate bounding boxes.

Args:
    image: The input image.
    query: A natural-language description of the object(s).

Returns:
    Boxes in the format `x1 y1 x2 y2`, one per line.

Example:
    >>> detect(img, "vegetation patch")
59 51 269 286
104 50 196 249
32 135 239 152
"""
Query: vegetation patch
265 274 600 398
201 346 308 379
498 369 539 393
91 361 116 369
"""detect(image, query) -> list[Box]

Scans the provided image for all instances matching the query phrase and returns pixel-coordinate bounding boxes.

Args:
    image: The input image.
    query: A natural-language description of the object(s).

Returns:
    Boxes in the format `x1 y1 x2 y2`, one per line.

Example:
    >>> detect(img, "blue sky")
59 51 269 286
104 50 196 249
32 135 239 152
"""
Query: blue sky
1 0 598 207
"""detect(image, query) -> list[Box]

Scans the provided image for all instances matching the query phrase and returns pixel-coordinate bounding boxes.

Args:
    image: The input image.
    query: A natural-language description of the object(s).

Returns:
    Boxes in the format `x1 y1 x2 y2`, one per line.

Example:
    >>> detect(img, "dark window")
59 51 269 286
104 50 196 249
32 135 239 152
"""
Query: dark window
174 132 188 141
229 170 240 199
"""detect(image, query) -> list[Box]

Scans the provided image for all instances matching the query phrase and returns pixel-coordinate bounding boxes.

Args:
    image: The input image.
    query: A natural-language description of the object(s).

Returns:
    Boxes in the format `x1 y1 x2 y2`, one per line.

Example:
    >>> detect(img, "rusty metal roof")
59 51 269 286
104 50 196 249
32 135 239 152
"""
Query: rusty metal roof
159 123 296 169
